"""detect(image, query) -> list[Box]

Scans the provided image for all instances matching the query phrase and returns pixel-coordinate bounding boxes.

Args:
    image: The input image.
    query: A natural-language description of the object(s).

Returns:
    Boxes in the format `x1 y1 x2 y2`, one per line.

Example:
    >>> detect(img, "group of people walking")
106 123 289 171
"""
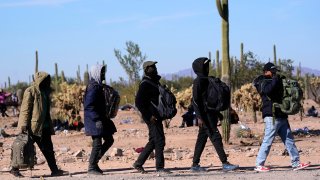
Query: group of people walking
9 58 310 177
0 89 19 117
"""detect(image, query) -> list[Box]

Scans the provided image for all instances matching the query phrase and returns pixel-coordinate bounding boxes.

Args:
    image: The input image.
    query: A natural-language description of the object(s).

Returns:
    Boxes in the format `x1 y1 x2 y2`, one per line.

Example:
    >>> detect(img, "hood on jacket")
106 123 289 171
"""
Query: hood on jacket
90 64 106 84
34 72 50 89
192 57 211 77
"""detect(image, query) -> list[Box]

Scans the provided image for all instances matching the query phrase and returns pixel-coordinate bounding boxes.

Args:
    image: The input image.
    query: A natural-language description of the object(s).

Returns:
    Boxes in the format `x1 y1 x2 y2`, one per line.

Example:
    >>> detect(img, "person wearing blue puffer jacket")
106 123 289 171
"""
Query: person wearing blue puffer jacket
84 64 117 175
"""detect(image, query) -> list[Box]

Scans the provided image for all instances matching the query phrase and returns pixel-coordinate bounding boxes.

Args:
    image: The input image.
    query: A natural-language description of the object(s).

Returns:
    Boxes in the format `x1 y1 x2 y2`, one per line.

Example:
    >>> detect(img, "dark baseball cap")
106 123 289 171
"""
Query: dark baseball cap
143 61 157 71
263 62 279 72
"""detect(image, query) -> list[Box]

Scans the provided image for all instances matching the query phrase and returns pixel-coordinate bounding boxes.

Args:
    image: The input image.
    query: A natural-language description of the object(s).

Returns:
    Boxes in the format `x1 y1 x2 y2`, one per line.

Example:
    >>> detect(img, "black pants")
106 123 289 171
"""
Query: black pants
0 104 8 117
89 134 114 170
134 121 165 170
30 129 59 172
192 114 227 166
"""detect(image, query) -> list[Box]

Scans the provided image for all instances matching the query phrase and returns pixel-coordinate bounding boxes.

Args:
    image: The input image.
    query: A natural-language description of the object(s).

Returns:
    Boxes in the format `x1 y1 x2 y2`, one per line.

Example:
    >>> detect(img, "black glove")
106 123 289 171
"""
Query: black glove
96 121 103 129
150 116 157 124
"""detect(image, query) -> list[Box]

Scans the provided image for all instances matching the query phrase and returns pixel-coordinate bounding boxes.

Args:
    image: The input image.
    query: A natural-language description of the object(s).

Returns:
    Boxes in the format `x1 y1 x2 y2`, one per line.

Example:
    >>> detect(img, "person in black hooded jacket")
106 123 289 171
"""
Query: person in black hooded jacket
190 57 239 172
132 61 171 174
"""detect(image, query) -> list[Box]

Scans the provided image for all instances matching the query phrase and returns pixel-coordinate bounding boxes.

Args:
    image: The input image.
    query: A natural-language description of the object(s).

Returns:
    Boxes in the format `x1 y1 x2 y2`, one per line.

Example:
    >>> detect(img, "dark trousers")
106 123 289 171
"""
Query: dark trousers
0 104 8 117
192 114 227 166
134 121 165 170
12 128 58 173
89 134 114 170
30 129 59 172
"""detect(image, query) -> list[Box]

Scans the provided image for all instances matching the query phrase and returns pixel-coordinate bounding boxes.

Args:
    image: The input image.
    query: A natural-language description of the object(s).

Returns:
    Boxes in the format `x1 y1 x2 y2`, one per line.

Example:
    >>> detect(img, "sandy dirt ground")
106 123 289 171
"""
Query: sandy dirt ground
0 100 320 180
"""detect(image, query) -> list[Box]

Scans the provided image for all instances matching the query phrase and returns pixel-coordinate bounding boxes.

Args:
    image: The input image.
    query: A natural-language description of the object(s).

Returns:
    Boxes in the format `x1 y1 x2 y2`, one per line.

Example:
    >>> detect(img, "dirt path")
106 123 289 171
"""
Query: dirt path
1 100 320 179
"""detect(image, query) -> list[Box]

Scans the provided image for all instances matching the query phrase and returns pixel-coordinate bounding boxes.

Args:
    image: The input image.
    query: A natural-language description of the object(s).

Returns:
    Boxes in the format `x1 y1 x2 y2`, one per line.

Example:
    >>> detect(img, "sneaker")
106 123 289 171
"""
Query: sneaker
222 162 239 171
292 162 310 171
155 168 172 174
190 165 207 172
51 169 68 177
133 163 147 174
10 168 24 177
254 166 270 172
88 169 103 175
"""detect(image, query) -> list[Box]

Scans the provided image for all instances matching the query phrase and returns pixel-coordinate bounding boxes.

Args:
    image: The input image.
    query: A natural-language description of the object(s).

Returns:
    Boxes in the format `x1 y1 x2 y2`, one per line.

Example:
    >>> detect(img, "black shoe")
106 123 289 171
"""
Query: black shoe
10 168 24 177
51 169 67 177
179 125 185 128
155 168 172 174
88 164 103 174
133 163 147 174
88 169 103 175
95 166 103 174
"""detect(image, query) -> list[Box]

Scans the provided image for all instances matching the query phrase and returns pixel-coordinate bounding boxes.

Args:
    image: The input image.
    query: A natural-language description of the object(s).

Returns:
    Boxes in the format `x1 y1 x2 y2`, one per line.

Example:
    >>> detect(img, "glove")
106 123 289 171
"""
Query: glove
96 121 103 129
150 116 157 124
20 126 27 134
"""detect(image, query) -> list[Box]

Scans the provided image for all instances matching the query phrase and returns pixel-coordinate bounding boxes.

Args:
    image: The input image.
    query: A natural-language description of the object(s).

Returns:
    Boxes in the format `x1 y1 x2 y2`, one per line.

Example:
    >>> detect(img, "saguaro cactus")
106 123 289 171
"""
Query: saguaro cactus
84 64 89 86
8 77 11 89
278 59 282 71
240 42 244 69
55 63 59 91
33 50 39 82
216 50 220 78
273 45 277 65
216 0 231 143
296 62 301 80
77 65 81 84
304 74 309 99
61 70 66 83
35 50 38 74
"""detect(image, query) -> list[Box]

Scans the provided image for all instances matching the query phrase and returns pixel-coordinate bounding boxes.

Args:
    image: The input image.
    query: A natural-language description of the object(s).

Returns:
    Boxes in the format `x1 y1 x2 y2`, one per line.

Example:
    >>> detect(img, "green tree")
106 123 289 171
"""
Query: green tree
278 59 294 78
114 41 147 84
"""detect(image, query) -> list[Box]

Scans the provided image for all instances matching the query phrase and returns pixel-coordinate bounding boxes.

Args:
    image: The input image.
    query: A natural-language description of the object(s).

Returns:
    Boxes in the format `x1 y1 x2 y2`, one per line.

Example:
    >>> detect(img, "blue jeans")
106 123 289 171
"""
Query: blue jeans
256 117 300 167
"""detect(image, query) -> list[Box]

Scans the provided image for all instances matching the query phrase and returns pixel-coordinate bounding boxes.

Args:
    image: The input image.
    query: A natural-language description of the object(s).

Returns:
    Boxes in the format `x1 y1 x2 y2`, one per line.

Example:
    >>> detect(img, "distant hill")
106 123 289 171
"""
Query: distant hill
162 66 320 80
161 68 196 80
293 66 320 76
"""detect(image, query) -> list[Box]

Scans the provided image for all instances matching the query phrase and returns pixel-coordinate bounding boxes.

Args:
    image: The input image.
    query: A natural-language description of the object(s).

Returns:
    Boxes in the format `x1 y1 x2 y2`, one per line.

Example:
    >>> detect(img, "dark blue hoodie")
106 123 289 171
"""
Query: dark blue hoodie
258 75 288 119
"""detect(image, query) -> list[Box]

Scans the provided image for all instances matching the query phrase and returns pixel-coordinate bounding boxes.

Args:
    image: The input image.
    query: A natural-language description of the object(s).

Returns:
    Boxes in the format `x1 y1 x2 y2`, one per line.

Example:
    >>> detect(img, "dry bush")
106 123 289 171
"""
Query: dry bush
52 82 86 121
233 83 261 112
175 86 192 110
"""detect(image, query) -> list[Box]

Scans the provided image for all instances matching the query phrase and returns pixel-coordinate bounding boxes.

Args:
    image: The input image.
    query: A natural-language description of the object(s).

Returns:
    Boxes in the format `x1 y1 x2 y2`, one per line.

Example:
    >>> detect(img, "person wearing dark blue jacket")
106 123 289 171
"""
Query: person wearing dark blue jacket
84 64 117 175
190 57 239 172
254 62 310 172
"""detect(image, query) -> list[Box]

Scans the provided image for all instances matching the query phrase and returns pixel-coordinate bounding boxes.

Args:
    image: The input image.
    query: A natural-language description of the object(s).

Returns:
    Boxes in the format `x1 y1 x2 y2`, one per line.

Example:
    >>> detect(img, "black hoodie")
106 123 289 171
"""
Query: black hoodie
192 57 211 121
135 74 162 122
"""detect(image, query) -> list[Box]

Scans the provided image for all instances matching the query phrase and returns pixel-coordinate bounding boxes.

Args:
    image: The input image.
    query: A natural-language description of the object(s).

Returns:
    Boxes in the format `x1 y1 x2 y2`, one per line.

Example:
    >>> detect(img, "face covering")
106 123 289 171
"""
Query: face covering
145 65 158 77
100 66 106 82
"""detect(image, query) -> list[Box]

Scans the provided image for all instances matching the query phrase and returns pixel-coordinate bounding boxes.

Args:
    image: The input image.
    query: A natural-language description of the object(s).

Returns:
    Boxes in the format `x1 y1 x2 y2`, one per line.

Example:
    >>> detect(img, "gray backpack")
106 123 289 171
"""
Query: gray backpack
11 134 36 169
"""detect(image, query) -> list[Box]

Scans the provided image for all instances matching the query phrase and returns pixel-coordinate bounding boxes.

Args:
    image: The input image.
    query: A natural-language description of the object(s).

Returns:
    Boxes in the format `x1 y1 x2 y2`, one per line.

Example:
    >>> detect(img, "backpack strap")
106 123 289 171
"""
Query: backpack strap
140 78 160 88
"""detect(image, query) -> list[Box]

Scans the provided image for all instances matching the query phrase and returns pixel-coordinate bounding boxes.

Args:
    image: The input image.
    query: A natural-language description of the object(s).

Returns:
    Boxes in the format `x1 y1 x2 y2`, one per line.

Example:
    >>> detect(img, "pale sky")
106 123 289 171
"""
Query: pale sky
1 0 319 87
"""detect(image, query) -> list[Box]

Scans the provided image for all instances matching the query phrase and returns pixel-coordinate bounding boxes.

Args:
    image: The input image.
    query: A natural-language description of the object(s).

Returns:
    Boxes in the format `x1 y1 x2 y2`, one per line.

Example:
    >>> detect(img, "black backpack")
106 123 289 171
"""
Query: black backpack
103 84 120 119
142 79 177 120
203 76 230 111
11 133 36 169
